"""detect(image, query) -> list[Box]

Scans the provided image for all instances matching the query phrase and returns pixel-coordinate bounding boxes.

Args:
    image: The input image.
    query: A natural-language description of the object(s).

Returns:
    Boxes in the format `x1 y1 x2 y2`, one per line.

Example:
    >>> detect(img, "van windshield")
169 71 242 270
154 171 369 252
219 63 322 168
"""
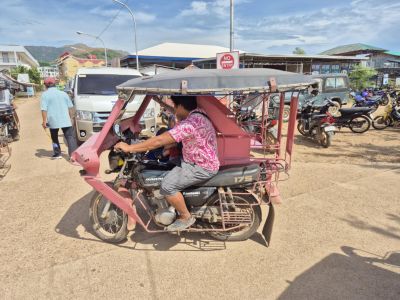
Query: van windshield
77 74 139 95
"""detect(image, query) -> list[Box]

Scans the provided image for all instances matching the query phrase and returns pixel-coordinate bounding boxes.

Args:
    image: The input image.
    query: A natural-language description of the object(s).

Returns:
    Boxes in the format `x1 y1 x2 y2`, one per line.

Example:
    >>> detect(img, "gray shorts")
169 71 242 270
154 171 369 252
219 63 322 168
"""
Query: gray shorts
160 161 217 196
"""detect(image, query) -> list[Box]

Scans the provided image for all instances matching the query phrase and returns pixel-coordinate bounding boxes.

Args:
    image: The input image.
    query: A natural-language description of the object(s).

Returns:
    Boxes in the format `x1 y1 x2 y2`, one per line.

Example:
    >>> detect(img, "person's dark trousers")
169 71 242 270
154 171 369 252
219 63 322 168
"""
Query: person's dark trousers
50 126 78 157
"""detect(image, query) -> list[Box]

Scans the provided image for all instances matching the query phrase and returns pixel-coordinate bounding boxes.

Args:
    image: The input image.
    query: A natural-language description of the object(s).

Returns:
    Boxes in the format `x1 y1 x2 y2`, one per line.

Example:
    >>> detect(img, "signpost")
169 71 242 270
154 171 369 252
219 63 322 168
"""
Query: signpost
216 51 239 70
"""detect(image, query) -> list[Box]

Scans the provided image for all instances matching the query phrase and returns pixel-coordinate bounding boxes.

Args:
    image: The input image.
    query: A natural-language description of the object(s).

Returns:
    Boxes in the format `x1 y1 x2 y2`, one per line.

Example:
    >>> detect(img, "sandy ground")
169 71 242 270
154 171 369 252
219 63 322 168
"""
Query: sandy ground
0 96 399 299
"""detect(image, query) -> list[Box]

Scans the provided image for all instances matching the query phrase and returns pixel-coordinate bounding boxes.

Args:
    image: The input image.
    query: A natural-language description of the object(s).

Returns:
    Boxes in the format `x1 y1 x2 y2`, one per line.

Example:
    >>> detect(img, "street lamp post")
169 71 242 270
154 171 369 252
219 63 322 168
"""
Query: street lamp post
76 31 108 67
111 0 139 71
230 0 234 51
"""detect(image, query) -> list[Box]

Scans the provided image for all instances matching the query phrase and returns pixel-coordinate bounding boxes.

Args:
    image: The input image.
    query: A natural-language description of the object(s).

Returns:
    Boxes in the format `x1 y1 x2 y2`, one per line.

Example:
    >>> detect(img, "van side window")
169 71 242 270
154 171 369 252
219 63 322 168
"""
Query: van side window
325 77 346 89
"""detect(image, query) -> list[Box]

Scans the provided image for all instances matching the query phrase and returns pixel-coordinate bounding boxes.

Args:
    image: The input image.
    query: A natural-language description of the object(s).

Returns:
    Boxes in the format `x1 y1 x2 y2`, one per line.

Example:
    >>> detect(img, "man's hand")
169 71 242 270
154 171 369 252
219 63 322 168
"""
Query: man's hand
42 121 47 129
114 142 131 153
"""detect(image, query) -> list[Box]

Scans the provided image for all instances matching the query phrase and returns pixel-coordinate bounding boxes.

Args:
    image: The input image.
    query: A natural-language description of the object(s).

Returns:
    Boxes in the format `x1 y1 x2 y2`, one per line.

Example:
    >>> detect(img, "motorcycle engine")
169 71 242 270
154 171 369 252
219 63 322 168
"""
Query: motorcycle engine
151 190 176 226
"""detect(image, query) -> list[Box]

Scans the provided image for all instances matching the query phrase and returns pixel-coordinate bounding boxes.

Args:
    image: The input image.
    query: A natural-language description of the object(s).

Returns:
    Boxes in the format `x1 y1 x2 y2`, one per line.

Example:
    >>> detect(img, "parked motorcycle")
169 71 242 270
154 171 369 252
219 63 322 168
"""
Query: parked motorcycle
352 92 381 113
0 104 20 142
297 99 337 147
372 98 400 129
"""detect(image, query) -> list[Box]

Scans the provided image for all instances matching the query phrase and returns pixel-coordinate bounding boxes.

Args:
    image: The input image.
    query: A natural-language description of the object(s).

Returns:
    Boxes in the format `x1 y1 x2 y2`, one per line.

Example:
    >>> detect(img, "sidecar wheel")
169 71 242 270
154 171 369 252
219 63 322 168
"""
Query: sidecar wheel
208 193 261 241
90 191 128 243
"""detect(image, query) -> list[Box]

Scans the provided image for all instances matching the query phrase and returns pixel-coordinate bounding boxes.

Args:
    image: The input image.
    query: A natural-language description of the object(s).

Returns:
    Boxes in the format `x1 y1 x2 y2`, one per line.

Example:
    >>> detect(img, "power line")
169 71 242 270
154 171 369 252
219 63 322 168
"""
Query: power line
97 6 123 38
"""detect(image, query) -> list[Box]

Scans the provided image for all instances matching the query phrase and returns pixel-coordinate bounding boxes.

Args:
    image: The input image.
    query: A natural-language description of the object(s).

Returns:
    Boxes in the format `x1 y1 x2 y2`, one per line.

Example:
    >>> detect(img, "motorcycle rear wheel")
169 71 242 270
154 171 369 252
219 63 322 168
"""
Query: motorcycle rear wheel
349 115 370 133
372 116 390 130
208 192 261 241
90 191 128 243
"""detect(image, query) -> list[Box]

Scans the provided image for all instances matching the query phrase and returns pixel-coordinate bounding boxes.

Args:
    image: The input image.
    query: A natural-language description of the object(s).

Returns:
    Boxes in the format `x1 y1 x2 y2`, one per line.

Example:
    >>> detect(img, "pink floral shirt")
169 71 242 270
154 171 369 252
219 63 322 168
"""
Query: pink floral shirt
169 109 220 172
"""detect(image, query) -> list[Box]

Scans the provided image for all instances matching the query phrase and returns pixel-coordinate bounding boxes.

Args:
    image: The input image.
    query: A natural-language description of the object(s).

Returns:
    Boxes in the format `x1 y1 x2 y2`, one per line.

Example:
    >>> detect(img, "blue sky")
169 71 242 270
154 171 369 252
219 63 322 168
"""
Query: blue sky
0 0 399 54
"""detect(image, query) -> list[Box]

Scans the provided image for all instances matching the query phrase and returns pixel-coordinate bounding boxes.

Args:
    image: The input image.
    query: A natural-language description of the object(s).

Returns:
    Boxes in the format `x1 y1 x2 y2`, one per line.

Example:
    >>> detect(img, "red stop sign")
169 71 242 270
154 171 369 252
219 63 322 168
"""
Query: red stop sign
220 54 235 69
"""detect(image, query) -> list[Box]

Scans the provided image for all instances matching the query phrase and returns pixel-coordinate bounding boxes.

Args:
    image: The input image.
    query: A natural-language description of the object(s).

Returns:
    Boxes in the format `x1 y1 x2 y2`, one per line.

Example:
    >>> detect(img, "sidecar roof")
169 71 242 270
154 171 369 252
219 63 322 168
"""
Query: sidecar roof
117 68 317 96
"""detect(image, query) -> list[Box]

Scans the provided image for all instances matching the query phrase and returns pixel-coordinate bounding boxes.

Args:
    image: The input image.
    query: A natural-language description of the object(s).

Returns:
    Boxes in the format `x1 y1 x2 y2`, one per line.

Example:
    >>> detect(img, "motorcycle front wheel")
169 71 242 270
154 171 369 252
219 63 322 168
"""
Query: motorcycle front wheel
320 131 333 148
208 193 261 241
90 191 128 243
372 116 390 130
297 122 307 136
349 115 370 133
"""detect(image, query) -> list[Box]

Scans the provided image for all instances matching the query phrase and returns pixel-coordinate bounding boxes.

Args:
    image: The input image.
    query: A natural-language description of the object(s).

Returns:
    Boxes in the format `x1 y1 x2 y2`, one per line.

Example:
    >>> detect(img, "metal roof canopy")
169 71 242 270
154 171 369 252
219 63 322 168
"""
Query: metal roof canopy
320 43 387 56
117 68 317 96
193 53 365 64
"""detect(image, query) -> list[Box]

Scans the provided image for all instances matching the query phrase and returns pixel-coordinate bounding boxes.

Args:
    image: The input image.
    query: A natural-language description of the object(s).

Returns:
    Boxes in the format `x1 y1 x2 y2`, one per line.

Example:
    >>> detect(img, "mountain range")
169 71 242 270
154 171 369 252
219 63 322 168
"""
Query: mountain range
25 44 129 65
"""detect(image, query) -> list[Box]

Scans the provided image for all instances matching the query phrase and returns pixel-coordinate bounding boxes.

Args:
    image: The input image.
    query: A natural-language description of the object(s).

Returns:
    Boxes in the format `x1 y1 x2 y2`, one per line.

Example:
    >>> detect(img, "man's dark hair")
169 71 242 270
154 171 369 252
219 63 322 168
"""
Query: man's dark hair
170 95 198 111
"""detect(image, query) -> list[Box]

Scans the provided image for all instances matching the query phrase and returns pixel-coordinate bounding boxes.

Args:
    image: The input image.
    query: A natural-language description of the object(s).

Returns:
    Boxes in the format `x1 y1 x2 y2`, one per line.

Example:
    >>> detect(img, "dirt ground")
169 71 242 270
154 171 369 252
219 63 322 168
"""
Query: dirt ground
0 96 399 299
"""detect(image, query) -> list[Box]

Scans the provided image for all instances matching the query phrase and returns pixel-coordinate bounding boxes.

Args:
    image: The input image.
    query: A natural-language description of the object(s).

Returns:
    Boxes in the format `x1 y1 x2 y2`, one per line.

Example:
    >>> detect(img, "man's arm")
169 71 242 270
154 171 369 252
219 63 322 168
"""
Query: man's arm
115 132 175 153
41 111 47 129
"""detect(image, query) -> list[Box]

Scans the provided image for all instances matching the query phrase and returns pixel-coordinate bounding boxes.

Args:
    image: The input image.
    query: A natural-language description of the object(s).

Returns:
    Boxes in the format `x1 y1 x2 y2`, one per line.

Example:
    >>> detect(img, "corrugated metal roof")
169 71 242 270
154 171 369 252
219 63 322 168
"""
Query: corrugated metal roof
320 43 387 55
136 43 234 59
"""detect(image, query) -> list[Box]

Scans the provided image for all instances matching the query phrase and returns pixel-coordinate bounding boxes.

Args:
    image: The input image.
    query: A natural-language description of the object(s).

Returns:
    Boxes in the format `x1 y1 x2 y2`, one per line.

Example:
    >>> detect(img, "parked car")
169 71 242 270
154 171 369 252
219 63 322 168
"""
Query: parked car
68 67 159 143
272 74 350 121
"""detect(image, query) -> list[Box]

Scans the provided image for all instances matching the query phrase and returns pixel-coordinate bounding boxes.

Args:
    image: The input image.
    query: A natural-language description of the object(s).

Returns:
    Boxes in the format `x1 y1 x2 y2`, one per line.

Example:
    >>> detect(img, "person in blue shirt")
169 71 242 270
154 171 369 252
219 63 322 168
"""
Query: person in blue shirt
41 77 77 160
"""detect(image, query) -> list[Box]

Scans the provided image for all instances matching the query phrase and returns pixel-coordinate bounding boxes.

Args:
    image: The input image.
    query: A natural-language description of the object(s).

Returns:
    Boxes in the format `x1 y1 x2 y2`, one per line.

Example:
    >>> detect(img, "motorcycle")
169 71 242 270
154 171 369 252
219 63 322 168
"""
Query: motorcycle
0 104 20 142
297 99 337 148
72 68 317 245
372 98 400 129
352 92 381 113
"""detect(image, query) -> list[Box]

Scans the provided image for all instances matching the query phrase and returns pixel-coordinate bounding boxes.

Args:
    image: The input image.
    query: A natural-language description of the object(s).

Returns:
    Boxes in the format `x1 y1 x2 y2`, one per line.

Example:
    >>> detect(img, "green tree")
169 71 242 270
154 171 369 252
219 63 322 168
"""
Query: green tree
10 66 29 80
349 65 377 91
293 47 306 55
28 67 41 85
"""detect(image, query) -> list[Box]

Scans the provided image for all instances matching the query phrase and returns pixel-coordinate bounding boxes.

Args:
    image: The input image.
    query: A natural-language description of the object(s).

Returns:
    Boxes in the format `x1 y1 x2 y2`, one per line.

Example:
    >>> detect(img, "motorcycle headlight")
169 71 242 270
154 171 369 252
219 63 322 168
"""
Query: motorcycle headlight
76 110 93 121
143 108 155 118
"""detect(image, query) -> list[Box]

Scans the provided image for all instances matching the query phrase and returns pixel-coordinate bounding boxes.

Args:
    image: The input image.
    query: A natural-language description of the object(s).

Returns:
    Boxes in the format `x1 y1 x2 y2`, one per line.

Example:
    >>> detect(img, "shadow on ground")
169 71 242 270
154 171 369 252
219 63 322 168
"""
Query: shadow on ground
278 246 400 300
55 191 245 251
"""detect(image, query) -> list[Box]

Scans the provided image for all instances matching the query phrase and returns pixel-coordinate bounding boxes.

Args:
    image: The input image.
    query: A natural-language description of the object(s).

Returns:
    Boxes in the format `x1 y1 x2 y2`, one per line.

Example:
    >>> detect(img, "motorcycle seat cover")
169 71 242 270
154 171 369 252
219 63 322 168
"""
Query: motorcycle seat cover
340 107 371 115
199 163 260 187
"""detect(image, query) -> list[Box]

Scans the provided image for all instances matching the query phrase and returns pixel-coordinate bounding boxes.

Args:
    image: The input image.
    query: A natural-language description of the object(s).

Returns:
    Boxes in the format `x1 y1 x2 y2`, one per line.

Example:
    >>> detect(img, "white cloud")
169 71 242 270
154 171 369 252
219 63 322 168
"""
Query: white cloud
180 1 209 17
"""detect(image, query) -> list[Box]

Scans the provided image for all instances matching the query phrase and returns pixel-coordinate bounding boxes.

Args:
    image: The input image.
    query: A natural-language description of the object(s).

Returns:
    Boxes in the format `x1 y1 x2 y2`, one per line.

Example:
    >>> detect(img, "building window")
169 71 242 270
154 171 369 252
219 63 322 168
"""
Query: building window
312 64 320 73
331 65 340 73
321 65 330 74
1 52 10 63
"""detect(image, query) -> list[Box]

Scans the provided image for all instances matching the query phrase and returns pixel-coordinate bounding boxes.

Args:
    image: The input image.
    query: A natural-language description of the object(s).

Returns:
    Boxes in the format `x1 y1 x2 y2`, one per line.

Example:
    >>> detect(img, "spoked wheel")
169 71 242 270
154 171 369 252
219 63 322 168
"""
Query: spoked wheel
90 191 128 243
282 105 291 122
320 131 333 148
349 115 370 133
208 193 261 241
372 116 390 130
328 100 341 116
297 122 307 136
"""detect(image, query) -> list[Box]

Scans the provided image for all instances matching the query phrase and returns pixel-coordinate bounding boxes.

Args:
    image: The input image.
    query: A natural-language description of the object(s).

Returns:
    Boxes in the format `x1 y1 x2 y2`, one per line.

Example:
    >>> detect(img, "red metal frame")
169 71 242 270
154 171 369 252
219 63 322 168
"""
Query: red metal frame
71 90 298 234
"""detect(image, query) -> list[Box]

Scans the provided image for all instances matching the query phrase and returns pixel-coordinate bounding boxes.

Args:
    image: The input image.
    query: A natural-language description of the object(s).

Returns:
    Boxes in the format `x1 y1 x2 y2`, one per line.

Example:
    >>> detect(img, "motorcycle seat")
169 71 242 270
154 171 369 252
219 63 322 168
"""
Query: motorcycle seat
366 96 381 102
199 163 260 187
311 114 327 119
339 107 372 115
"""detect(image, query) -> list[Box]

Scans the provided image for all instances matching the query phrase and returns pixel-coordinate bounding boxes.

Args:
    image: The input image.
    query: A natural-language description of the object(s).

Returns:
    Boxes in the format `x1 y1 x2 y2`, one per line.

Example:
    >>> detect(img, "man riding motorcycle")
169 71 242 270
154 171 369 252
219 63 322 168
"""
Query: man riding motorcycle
114 95 219 231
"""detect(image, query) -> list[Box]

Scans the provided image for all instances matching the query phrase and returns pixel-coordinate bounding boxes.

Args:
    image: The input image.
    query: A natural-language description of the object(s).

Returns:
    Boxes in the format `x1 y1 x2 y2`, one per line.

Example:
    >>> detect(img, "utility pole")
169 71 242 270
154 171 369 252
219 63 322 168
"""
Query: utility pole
230 0 234 51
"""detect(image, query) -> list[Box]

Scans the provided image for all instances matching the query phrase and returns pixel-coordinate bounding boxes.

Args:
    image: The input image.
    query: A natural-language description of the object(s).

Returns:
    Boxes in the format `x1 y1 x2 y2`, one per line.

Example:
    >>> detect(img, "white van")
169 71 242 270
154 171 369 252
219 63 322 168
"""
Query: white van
71 67 158 143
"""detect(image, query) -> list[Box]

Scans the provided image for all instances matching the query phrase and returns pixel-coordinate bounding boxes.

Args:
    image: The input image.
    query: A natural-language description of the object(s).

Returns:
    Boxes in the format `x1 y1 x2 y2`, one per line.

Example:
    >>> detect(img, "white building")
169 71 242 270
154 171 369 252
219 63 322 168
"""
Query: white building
38 66 59 78
0 45 39 71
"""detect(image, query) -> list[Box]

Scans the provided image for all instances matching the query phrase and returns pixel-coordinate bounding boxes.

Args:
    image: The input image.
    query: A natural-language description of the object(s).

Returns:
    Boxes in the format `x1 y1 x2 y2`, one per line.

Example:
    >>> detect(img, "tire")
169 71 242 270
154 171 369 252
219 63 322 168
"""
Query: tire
10 129 19 141
297 122 307 136
89 191 128 243
349 115 370 133
208 193 261 242
372 116 390 130
282 105 291 122
328 100 341 115
320 131 332 148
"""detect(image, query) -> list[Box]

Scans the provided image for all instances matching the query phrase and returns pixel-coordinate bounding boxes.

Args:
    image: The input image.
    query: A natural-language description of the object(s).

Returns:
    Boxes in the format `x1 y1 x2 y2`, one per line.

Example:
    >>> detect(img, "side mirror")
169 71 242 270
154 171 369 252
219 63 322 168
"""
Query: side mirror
113 123 122 138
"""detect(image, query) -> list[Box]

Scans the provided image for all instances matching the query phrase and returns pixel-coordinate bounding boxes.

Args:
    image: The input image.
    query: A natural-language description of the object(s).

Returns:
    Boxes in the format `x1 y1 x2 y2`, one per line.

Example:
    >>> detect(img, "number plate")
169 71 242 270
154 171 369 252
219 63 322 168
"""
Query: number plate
324 125 336 132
